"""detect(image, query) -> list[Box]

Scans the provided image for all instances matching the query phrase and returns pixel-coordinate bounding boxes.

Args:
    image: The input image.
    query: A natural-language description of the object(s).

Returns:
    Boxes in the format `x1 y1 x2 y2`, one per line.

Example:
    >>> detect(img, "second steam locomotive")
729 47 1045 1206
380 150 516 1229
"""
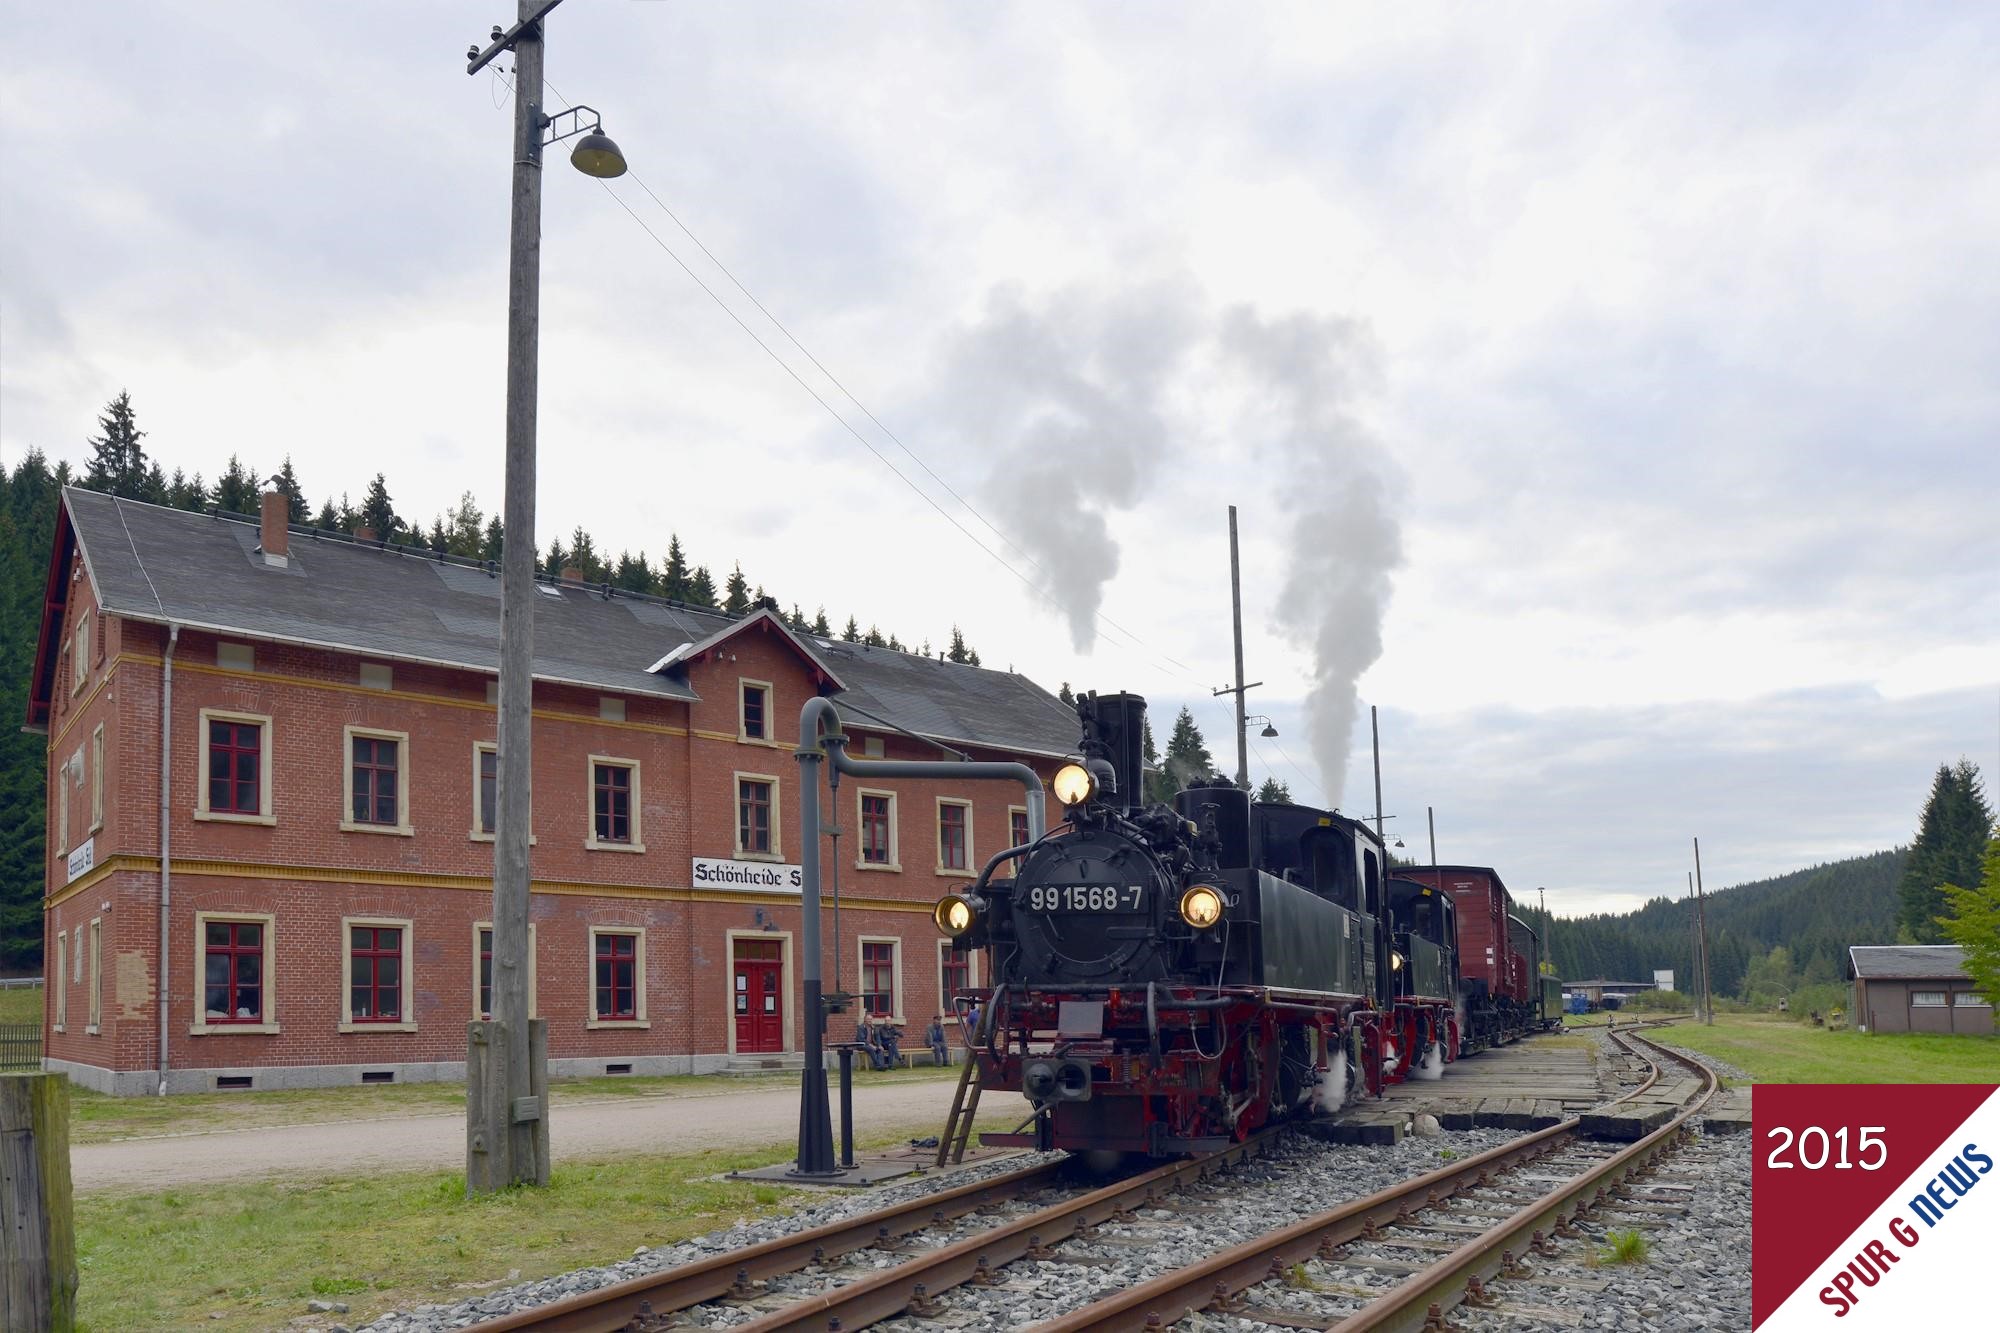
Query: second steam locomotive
934 691 1559 1157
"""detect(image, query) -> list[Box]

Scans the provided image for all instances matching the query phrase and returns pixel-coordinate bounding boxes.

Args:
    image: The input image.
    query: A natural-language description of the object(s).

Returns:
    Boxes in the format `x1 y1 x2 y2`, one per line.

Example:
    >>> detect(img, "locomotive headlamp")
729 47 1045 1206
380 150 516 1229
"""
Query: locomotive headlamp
1179 884 1224 929
1391 950 1406 972
1052 763 1096 805
933 893 982 937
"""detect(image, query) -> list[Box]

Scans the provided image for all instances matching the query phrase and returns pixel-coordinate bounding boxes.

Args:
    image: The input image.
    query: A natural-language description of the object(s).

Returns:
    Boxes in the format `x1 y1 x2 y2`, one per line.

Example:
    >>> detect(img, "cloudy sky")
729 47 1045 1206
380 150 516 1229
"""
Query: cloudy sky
5 2 1996 914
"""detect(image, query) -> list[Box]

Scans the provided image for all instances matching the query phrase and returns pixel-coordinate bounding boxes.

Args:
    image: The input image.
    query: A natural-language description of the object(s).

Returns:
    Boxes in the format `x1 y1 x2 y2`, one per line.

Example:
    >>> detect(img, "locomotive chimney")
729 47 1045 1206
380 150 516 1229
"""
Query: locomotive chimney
1088 692 1149 813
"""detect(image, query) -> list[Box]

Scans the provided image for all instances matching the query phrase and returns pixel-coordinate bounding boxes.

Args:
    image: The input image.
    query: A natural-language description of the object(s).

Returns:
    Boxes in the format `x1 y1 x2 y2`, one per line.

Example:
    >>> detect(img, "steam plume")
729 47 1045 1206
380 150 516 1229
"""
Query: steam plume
1220 308 1403 809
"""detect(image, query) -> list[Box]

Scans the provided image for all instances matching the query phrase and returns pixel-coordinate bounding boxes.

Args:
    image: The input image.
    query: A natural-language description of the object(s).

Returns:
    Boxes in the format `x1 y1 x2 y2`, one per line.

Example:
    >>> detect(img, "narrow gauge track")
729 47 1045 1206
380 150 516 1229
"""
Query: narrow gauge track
470 1132 1288 1333
1037 1027 1718 1333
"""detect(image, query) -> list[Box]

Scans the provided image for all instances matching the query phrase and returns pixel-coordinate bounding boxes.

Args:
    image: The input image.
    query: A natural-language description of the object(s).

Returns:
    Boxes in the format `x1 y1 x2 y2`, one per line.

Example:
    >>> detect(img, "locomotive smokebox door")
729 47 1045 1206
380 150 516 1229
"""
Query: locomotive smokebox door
1058 1000 1105 1039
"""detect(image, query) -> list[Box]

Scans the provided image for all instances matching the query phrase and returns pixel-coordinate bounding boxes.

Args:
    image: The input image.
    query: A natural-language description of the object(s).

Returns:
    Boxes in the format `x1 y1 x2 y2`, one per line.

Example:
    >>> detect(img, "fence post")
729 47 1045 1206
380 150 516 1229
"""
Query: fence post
0 1072 77 1331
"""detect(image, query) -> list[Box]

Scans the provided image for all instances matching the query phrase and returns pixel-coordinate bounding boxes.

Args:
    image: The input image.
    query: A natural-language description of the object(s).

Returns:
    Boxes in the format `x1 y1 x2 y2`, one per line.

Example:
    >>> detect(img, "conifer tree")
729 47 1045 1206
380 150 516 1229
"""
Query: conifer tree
1256 777 1293 804
83 391 148 497
1164 707 1217 788
313 497 340 530
947 626 971 664
359 473 396 536
812 607 832 637
1058 682 1075 705
141 461 170 506
688 565 717 608
614 550 652 593
888 633 905 651
568 527 603 581
724 563 750 615
544 537 568 576
274 456 307 522
428 516 449 551
864 625 886 647
661 535 690 601
212 455 260 516
481 515 504 561
1899 762 1996 942
446 492 484 556
842 615 861 642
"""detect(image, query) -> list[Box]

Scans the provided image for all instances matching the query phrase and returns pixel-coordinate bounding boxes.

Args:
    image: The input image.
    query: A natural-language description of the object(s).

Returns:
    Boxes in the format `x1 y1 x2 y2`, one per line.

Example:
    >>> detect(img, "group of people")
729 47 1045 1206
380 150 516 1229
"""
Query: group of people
851 1005 981 1071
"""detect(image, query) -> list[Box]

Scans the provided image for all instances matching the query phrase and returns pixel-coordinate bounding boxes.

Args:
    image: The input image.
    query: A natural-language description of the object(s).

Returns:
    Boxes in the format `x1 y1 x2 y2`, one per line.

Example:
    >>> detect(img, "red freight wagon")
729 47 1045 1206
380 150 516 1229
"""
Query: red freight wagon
1398 865 1534 1051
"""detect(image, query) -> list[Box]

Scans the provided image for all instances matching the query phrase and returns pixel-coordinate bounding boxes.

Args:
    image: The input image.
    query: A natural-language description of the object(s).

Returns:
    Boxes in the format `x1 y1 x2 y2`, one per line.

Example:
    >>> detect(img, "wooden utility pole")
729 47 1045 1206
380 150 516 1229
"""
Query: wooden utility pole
1427 805 1436 866
0 1073 76 1330
1226 506 1249 789
1693 838 1714 1025
1371 705 1384 839
464 0 565 1194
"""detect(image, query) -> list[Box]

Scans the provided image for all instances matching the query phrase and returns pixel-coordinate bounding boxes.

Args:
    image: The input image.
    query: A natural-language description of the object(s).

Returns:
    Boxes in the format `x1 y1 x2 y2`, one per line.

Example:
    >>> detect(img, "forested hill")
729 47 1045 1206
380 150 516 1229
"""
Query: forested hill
1512 849 1906 999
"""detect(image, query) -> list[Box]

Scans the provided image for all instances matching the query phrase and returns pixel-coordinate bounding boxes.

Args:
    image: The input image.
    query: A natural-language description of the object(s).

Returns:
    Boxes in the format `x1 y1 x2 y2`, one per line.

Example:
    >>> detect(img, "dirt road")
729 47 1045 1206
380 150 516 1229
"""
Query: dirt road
72 1078 1019 1194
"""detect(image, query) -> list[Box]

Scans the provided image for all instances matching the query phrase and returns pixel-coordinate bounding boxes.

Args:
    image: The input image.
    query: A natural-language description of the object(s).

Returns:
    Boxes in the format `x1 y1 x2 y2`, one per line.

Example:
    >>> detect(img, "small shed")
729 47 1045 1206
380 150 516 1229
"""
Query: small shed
1847 946 1994 1035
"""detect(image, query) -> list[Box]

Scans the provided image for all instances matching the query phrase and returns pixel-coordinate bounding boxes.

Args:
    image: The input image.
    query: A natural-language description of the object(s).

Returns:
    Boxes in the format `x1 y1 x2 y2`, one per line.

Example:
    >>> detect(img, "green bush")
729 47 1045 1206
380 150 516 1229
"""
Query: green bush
1620 989 1692 1013
1789 983 1849 1021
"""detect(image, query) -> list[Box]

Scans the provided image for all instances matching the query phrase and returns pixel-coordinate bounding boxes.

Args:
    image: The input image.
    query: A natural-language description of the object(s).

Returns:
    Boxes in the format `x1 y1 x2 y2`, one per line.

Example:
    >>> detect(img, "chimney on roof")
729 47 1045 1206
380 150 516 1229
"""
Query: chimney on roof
355 525 378 544
259 482 289 567
561 565 585 583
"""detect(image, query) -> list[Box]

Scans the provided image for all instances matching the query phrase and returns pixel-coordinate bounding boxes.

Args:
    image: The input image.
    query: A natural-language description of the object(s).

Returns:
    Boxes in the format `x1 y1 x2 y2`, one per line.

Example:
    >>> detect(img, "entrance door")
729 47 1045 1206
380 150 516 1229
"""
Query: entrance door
733 939 785 1053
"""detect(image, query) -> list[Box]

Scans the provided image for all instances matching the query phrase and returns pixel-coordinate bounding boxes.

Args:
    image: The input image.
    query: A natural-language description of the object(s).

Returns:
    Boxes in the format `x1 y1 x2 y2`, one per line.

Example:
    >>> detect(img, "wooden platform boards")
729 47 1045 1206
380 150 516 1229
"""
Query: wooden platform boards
1325 1037 1606 1138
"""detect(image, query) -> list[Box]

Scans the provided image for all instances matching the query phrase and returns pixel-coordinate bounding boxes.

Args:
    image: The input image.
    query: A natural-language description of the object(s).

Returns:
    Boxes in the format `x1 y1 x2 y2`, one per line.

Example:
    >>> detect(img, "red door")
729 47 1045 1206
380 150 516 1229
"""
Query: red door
733 940 785 1054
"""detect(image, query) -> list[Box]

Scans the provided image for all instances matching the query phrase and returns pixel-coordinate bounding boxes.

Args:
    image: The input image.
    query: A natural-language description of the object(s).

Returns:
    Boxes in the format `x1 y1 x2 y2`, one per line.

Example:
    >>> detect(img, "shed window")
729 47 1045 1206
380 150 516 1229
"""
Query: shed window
1911 991 1947 1007
1954 991 1990 1007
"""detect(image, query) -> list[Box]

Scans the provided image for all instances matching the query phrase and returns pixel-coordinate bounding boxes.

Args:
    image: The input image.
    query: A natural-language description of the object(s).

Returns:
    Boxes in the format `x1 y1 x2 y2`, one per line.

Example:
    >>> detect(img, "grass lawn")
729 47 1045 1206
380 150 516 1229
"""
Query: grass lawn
1655 1014 2000 1083
66 1061 960 1145
0 984 44 1023
76 1115 1010 1332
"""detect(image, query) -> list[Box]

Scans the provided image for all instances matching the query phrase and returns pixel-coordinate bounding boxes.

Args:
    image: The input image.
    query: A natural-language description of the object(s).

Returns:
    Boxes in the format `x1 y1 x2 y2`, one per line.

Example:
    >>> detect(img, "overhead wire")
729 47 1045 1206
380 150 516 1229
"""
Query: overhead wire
510 73 1317 788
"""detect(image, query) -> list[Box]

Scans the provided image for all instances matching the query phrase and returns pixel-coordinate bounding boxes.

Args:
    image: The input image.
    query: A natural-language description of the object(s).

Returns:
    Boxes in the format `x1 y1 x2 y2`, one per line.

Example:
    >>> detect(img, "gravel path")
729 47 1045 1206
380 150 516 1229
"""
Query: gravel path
71 1078 995 1194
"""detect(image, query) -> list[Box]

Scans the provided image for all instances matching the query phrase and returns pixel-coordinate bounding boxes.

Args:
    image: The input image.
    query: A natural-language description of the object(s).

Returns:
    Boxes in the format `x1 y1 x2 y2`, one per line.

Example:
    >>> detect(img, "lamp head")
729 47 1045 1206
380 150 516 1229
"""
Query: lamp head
570 130 628 179
1260 723 1278 737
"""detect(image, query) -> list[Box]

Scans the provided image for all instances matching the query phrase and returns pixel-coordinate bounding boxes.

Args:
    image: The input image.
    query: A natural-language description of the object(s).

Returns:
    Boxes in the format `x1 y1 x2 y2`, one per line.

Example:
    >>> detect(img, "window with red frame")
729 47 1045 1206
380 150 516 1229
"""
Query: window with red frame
595 933 637 1020
351 735 400 824
742 684 768 739
862 941 896 1017
203 921 263 1023
939 803 968 870
941 942 971 1001
594 762 633 843
208 719 262 815
739 779 772 854
1010 809 1030 847
861 794 892 864
349 925 402 1021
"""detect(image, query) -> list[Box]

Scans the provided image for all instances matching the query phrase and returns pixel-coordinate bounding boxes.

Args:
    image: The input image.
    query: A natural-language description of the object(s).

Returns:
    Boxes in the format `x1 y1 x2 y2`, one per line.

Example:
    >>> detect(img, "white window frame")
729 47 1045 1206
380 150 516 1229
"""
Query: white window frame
857 934 904 1025
190 911 279 1036
340 725 414 835
738 678 775 743
339 915 418 1032
52 932 67 1032
472 922 538 1019
89 724 105 833
855 787 900 871
586 925 649 1028
56 763 70 856
87 917 102 1033
585 755 645 853
195 708 276 825
1007 803 1031 848
723 929 795 1055
1911 991 1948 1007
734 771 783 860
71 621 89 696
937 937 979 1023
1953 991 1991 1008
935 797 975 877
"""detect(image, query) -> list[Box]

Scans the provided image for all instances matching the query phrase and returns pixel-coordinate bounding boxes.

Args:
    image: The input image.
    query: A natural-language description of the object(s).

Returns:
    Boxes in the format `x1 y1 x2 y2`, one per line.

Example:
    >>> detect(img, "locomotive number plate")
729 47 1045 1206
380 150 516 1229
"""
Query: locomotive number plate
1024 884 1146 913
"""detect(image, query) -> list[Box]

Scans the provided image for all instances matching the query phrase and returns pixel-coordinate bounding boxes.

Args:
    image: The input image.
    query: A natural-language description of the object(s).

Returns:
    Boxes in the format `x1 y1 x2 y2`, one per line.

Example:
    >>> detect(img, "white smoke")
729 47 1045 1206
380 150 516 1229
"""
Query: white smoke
1411 1042 1446 1081
936 282 1201 651
1219 309 1403 808
1316 1045 1350 1112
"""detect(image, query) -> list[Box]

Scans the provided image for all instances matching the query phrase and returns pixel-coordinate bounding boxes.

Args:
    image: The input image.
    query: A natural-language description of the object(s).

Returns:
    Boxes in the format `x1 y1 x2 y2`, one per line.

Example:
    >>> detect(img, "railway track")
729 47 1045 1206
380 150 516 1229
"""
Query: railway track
469 1131 1288 1333
470 1027 1710 1333
1035 1026 1718 1333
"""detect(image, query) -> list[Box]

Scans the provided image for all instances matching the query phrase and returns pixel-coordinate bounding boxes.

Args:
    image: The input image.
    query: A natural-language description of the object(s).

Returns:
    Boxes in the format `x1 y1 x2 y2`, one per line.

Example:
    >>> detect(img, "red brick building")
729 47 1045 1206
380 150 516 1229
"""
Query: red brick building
30 488 1074 1094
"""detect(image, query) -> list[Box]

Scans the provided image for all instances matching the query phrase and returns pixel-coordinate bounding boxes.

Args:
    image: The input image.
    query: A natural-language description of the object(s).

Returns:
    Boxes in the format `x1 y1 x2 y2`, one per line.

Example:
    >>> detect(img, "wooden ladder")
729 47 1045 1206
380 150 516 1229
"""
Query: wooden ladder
937 1004 995 1167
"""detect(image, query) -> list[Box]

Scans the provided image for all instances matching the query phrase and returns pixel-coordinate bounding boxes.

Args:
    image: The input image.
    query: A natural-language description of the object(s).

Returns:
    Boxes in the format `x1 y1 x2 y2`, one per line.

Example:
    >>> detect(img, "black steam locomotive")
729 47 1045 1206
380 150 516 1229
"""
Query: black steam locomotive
933 692 1470 1156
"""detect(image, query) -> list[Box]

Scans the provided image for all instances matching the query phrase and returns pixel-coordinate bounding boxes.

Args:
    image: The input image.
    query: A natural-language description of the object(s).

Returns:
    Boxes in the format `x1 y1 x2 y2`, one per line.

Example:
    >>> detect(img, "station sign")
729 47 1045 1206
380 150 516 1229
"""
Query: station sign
691 856 803 895
65 836 95 885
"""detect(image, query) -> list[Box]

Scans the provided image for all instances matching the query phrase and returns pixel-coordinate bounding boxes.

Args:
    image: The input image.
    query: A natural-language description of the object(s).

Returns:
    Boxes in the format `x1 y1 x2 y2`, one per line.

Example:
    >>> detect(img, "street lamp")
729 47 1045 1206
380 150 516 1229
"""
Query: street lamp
462 0 627 1195
1246 715 1279 739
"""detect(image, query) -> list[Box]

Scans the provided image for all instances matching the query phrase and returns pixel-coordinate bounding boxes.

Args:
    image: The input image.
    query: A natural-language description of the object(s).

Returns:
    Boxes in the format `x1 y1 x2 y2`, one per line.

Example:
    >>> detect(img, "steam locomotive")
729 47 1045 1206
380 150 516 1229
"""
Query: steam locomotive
933 691 1558 1157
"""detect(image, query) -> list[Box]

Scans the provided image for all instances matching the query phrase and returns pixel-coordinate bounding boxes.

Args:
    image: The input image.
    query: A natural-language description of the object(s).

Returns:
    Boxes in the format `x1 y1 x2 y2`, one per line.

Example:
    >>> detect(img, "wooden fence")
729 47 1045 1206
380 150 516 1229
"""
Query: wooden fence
0 1025 43 1072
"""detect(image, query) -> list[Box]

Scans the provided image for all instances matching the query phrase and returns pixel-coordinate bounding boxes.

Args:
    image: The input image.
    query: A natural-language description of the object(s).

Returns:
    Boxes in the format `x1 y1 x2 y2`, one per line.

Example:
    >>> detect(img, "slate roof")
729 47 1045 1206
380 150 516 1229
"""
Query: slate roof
57 489 1081 758
1847 945 1971 981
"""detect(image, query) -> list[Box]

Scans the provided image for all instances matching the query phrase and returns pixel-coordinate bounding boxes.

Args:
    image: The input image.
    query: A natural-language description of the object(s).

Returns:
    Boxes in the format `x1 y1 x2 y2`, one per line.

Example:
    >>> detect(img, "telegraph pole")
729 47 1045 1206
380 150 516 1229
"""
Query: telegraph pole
1371 705 1384 839
1227 506 1249 789
1693 838 1714 1025
1427 805 1436 866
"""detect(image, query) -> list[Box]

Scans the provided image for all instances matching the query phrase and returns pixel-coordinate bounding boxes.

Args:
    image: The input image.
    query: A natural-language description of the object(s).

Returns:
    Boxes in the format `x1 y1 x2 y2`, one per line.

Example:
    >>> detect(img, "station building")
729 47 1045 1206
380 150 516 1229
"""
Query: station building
31 487 1074 1094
